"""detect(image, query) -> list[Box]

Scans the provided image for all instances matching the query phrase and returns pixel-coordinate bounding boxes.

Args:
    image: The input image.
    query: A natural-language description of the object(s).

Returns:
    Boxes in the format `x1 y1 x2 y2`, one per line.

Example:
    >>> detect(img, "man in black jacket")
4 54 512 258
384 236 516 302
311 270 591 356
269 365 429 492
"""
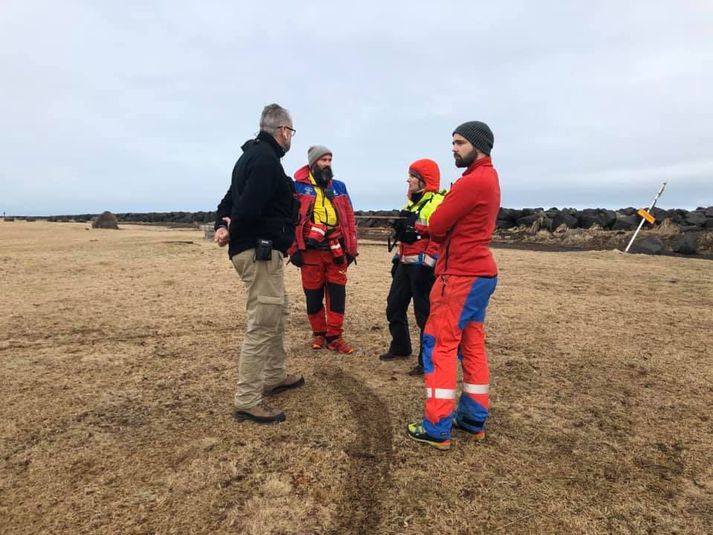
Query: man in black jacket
214 103 304 424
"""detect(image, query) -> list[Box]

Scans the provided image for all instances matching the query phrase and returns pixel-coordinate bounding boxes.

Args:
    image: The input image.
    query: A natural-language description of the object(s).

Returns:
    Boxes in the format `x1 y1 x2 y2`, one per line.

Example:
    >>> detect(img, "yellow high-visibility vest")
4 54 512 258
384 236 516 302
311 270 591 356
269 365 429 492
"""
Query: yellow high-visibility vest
309 173 338 228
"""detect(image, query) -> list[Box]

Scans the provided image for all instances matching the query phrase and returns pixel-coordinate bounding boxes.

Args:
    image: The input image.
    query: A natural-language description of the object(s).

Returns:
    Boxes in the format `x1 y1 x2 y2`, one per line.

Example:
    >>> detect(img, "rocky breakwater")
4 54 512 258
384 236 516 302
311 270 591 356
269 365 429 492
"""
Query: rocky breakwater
354 207 713 256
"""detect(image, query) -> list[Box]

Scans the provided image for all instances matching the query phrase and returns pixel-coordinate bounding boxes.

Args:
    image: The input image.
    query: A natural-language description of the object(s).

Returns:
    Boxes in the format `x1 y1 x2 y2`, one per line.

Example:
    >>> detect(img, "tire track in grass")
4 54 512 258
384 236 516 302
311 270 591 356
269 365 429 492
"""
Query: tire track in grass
315 365 394 534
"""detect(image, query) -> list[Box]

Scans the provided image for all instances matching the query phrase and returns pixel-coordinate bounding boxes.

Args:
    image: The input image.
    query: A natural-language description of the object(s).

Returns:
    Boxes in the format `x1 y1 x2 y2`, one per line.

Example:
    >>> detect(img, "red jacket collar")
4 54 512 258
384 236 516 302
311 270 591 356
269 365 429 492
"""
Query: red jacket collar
294 164 312 183
465 156 492 175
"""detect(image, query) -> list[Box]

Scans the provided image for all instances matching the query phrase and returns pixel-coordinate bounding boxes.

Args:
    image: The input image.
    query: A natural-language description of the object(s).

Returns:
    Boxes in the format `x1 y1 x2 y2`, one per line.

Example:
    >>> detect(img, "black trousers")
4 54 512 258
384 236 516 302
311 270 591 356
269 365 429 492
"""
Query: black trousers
385 263 435 365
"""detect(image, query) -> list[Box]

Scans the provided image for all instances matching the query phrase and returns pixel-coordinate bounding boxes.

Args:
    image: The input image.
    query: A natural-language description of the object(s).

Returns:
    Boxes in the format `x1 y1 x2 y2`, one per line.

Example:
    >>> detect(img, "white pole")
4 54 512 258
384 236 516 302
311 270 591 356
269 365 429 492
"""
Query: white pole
625 182 667 252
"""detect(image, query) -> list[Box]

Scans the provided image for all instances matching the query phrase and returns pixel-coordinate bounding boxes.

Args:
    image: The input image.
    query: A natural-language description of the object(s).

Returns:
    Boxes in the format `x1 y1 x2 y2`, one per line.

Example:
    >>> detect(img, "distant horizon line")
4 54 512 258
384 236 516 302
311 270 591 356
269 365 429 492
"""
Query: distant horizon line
3 205 711 218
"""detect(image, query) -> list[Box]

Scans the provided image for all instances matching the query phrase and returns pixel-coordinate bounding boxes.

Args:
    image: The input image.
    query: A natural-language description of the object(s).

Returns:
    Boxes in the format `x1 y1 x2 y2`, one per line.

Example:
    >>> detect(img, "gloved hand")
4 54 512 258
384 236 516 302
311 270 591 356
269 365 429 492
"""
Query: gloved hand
391 256 400 277
289 251 304 267
347 254 356 266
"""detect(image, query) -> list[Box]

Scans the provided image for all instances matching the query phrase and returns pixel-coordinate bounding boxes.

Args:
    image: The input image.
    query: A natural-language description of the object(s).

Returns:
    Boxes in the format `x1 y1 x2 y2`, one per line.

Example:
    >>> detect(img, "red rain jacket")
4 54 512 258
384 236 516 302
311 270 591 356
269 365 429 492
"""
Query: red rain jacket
398 159 445 265
430 157 500 277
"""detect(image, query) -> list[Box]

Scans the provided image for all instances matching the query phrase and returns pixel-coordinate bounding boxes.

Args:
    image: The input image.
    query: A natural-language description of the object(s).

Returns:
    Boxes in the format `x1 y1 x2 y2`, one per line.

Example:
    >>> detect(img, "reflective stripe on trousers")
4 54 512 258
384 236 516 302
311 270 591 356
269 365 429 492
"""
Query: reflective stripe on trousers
425 387 457 400
463 383 489 394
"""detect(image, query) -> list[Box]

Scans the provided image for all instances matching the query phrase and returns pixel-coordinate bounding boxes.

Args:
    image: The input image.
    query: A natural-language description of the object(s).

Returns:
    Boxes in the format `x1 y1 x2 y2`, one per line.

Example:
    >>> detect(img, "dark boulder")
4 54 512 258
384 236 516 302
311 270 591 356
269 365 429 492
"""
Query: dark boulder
599 209 617 229
704 206 713 218
578 209 616 229
685 211 707 227
579 212 600 229
612 214 639 231
539 216 555 232
516 214 539 227
507 208 522 221
630 236 664 255
496 219 517 230
650 206 668 222
667 209 688 225
498 208 520 222
672 233 698 255
551 212 578 230
520 207 543 217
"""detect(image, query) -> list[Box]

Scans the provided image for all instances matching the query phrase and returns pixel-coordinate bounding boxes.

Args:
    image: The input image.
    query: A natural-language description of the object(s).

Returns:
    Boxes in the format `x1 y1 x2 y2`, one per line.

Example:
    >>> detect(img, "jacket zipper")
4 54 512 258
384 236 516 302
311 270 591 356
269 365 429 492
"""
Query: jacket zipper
440 239 451 296
443 240 451 272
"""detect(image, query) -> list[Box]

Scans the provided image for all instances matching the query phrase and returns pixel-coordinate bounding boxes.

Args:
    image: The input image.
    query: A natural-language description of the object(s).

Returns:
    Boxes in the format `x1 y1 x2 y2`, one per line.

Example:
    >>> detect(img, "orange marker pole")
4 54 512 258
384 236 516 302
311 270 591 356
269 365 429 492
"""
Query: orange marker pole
625 182 667 252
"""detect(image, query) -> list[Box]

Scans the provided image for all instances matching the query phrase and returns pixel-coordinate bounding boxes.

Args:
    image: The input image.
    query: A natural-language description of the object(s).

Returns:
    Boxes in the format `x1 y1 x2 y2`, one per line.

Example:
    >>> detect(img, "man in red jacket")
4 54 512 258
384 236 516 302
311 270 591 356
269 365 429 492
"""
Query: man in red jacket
407 121 500 450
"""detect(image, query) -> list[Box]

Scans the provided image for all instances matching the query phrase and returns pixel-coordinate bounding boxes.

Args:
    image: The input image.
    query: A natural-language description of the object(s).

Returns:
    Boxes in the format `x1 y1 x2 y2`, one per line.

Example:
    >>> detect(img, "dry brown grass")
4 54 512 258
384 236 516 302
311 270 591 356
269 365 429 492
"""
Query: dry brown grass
1 221 712 534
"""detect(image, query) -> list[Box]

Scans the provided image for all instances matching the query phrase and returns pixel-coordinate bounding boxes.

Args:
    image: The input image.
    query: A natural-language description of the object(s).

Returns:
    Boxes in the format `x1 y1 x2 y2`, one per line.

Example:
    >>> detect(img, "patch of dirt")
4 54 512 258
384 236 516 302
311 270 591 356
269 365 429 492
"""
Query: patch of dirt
315 366 394 534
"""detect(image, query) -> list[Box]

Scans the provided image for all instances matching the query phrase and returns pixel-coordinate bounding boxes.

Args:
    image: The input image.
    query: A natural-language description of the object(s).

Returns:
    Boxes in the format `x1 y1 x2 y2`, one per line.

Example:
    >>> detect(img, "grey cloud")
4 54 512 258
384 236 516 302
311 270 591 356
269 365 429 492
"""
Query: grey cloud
0 1 711 215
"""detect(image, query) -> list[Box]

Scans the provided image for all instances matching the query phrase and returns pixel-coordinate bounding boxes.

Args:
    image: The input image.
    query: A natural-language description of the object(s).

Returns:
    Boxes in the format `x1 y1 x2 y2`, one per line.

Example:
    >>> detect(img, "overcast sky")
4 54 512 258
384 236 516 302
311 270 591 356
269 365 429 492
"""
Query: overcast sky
1 0 711 215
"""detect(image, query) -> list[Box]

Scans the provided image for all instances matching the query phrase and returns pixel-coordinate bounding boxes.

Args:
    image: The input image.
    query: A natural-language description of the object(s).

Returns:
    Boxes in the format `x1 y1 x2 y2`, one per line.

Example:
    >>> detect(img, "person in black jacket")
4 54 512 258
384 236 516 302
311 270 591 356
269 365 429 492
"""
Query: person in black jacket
213 103 304 424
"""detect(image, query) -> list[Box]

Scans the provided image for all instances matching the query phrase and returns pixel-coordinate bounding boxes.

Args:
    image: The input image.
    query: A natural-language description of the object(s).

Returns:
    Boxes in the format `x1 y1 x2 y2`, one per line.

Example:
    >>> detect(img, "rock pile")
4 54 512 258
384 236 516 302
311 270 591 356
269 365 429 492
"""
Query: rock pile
353 208 713 256
92 211 119 229
353 207 713 233
494 207 713 232
39 207 713 231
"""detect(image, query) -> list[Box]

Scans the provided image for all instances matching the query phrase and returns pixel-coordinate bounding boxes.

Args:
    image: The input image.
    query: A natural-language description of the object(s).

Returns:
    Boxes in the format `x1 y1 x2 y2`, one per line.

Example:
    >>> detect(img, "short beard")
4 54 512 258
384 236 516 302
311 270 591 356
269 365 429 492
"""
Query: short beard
282 136 292 153
312 165 333 186
454 148 477 168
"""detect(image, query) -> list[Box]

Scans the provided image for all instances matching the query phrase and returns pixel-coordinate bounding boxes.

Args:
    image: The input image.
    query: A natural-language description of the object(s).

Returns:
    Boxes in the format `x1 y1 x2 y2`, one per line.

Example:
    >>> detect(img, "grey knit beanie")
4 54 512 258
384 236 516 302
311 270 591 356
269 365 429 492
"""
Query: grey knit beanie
452 121 494 155
308 145 332 167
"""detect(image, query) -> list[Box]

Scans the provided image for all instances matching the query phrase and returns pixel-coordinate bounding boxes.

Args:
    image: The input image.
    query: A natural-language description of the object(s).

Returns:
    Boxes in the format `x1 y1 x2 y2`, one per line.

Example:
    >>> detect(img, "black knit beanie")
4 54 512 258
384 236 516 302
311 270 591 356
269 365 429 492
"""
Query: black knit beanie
452 121 494 156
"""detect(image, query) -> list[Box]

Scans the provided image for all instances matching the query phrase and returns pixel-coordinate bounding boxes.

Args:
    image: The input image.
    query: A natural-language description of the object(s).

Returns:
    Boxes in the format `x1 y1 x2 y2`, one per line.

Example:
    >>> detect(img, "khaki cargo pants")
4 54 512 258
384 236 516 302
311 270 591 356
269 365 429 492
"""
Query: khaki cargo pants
231 248 288 410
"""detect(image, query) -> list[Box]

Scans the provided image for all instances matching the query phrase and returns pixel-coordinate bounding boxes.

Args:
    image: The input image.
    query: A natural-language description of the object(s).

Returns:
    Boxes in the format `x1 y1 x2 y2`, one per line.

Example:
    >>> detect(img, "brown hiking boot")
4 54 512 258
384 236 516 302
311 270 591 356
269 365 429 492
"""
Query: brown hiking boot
263 374 305 396
233 401 286 424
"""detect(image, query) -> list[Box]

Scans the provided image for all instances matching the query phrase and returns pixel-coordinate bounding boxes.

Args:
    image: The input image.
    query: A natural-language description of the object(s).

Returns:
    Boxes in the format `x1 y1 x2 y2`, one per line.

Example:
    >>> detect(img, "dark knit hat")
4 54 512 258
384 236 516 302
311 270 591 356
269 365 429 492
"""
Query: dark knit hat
452 121 494 155
308 145 332 167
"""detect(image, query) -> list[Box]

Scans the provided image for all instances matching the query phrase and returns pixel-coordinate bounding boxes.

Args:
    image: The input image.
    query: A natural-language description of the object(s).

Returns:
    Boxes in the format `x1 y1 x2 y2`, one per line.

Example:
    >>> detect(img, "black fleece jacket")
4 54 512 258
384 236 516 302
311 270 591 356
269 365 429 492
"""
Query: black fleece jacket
215 131 297 257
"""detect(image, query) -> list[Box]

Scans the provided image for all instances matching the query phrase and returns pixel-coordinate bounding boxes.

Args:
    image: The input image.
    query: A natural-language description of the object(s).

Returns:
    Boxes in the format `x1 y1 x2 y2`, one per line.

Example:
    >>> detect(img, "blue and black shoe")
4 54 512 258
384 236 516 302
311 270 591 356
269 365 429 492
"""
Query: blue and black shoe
406 422 451 451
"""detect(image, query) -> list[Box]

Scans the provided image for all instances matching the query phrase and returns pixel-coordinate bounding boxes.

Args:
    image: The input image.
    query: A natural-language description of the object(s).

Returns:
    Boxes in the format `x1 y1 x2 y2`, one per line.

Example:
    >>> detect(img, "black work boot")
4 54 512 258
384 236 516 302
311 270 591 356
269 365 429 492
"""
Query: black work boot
407 365 424 376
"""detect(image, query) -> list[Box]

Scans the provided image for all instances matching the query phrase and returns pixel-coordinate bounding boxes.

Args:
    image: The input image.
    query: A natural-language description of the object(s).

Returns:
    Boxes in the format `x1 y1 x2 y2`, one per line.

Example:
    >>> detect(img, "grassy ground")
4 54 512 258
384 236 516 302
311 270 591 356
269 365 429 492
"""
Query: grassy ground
1 221 712 534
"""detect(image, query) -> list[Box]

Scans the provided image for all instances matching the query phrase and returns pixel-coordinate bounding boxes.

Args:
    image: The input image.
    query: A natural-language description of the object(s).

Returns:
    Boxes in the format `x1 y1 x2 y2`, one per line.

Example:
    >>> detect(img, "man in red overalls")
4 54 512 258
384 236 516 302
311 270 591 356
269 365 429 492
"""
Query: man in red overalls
407 121 500 450
289 146 358 354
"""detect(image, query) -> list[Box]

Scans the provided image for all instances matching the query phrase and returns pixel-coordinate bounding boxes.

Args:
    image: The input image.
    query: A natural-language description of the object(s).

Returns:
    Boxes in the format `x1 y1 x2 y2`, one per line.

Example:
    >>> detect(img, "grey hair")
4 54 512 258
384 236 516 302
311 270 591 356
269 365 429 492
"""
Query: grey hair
259 103 292 135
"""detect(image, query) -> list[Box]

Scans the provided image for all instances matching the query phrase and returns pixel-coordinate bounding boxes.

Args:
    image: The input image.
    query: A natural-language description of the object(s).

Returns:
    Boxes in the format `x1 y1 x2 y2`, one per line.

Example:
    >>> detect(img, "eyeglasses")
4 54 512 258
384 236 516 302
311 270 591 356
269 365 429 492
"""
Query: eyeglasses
280 125 296 136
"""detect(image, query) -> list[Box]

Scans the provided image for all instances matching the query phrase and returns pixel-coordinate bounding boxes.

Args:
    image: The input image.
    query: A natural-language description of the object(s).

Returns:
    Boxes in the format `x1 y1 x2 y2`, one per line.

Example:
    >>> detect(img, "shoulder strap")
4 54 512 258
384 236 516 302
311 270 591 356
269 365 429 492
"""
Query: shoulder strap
412 193 435 215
